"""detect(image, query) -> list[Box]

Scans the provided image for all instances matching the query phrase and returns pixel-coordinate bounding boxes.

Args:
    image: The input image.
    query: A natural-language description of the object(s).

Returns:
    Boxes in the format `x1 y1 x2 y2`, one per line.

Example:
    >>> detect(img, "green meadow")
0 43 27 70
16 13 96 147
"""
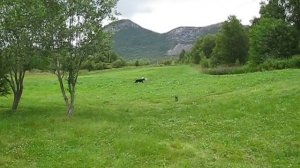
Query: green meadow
0 65 299 167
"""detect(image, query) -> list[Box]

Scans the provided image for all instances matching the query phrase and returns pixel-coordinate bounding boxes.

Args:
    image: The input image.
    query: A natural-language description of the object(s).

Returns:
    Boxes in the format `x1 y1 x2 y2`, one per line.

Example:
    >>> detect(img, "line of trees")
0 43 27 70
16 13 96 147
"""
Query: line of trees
0 0 118 117
182 0 300 68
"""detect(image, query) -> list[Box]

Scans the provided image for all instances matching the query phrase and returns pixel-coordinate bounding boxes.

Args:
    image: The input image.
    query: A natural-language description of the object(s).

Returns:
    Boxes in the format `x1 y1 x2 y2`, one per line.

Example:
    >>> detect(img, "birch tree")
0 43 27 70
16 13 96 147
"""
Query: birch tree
42 0 117 117
0 0 44 110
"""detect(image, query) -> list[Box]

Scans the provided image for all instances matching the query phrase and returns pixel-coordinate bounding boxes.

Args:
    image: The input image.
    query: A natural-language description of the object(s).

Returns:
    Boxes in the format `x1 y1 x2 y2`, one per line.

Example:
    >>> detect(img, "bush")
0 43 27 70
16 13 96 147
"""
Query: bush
103 63 112 69
288 55 300 68
259 59 288 70
249 18 299 64
95 62 105 70
254 55 300 71
203 56 300 75
202 66 249 75
0 75 9 96
200 57 210 68
128 59 150 66
82 60 96 71
135 60 140 66
112 59 126 68
163 60 172 66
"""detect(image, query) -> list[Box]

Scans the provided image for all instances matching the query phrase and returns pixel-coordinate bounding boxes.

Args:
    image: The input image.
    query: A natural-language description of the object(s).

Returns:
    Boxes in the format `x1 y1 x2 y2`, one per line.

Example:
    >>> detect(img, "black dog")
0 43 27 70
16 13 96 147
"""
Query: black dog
135 77 146 83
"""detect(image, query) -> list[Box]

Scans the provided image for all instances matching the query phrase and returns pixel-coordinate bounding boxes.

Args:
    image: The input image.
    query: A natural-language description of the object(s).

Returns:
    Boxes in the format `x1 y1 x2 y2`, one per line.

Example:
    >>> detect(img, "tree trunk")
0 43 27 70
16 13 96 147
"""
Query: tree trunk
66 102 74 117
56 69 69 106
12 90 22 111
9 70 25 111
66 90 75 117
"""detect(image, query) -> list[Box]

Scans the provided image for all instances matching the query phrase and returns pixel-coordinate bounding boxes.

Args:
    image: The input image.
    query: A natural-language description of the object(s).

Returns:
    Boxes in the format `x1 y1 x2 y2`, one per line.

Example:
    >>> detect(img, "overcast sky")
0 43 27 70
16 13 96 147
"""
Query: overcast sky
116 0 262 33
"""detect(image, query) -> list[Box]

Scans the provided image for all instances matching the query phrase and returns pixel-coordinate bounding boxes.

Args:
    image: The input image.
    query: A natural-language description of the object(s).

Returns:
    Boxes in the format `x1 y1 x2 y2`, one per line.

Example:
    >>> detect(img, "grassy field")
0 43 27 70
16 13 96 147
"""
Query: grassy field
0 65 299 167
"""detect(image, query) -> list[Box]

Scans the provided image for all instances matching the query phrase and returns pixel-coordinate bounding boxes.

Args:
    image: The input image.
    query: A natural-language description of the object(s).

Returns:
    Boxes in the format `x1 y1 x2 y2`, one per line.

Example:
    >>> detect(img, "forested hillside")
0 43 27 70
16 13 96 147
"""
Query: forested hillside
104 20 222 60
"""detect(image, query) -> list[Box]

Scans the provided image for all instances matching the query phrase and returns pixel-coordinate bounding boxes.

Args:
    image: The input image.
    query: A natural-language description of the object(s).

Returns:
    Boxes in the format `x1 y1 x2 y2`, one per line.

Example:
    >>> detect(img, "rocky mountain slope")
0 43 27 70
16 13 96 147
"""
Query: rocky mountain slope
104 19 222 60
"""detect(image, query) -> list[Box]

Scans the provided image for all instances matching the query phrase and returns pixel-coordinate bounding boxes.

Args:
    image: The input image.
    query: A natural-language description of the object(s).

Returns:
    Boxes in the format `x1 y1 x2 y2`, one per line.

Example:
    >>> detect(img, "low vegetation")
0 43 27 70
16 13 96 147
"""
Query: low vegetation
202 55 300 75
0 66 299 167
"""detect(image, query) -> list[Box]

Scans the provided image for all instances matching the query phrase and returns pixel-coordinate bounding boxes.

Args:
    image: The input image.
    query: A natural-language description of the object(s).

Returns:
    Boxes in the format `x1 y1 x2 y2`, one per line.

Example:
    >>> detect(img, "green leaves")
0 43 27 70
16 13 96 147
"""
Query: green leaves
0 54 9 96
249 18 298 64
190 35 216 64
0 0 118 111
41 0 118 116
212 16 249 66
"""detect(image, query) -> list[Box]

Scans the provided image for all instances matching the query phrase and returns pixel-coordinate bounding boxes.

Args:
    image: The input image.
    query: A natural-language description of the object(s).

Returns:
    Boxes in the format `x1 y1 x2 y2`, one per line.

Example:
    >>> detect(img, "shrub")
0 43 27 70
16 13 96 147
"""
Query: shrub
82 60 96 71
249 18 299 64
288 55 300 68
104 63 112 69
163 60 172 66
95 62 105 70
112 59 126 68
257 56 300 70
202 66 249 75
0 75 10 96
200 57 210 68
135 60 139 66
203 56 300 75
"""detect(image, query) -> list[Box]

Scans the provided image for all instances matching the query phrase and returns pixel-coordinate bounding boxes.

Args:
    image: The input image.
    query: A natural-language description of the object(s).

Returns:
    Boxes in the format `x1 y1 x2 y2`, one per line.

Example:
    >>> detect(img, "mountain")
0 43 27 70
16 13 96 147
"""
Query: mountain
104 20 173 60
165 24 223 44
104 19 222 60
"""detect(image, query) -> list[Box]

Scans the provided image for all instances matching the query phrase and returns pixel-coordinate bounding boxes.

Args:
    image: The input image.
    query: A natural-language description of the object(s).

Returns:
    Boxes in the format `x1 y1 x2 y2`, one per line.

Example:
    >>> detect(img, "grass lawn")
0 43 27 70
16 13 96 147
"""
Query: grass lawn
0 65 299 167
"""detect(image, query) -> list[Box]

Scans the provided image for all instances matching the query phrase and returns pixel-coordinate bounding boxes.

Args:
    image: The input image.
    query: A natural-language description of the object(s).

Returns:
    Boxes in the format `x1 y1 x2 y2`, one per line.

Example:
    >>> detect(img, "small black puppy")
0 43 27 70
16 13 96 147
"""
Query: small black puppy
135 77 146 83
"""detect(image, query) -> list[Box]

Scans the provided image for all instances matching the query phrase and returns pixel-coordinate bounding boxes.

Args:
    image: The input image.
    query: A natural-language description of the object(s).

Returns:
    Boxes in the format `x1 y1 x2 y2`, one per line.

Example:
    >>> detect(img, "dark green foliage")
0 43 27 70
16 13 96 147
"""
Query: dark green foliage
259 0 286 20
203 55 300 75
189 35 216 64
178 50 186 63
82 60 96 71
259 0 299 26
212 16 249 66
112 59 126 68
163 60 172 66
81 51 125 71
200 56 211 68
249 18 299 64
177 50 192 64
0 57 9 96
250 17 260 27
257 55 300 70
82 60 106 71
0 76 9 96
193 51 202 64
205 56 300 75
260 0 300 32
200 35 216 58
190 39 202 64
202 66 249 75
0 53 9 96
258 0 300 51
135 60 140 66
126 59 150 66
285 0 300 32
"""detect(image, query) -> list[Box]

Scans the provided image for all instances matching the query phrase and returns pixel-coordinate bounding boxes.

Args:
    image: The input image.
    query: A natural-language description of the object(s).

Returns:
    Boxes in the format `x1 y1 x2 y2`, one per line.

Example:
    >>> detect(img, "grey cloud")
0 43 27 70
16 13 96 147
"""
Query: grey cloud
117 0 153 17
117 0 199 17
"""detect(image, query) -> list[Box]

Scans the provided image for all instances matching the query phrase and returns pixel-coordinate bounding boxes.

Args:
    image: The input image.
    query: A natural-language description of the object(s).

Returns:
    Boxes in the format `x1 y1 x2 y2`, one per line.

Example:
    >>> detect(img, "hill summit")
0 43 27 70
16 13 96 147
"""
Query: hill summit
104 20 222 60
